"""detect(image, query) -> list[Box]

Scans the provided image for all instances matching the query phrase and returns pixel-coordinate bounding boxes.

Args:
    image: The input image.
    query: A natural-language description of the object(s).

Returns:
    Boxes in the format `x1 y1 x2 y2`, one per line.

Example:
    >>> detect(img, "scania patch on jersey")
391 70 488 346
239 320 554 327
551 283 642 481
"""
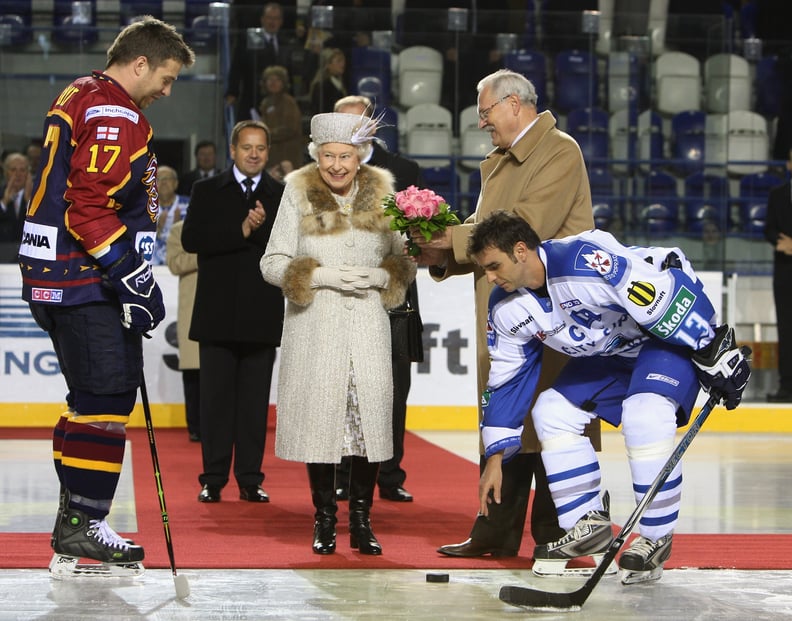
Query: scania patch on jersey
627 280 656 306
96 126 120 140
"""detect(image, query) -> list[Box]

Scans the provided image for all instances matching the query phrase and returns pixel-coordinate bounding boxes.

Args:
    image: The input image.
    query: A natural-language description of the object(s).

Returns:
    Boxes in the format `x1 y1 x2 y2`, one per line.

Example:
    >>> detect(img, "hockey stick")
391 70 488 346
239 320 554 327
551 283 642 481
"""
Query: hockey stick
140 371 191 600
499 392 721 611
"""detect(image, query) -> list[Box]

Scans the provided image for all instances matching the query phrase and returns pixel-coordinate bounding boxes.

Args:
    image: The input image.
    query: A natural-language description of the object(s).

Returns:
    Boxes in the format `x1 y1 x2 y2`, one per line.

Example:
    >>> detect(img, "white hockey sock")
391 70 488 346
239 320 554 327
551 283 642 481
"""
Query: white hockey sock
541 434 602 531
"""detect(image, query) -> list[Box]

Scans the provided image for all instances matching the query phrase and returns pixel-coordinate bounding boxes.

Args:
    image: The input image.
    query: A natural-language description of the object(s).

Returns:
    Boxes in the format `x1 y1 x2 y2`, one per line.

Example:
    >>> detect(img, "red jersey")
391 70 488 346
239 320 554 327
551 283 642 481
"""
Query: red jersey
19 70 159 306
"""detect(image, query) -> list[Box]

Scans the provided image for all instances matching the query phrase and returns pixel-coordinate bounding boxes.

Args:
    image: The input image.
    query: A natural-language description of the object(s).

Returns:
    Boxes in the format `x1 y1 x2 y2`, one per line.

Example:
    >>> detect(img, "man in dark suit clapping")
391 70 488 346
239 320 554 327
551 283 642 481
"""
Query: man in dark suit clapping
181 120 285 504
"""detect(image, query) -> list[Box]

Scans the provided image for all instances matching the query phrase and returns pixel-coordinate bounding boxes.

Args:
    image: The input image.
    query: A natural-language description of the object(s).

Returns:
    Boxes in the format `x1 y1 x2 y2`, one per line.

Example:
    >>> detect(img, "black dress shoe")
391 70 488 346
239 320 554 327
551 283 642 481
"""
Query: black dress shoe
437 537 517 558
378 486 413 502
188 432 200 442
198 485 221 503
239 485 270 503
767 389 792 403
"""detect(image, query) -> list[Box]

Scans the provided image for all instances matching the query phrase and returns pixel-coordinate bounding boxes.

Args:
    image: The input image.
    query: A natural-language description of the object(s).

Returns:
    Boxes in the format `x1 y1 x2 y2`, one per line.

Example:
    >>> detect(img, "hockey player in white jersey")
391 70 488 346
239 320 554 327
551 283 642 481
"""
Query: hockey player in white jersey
468 212 750 585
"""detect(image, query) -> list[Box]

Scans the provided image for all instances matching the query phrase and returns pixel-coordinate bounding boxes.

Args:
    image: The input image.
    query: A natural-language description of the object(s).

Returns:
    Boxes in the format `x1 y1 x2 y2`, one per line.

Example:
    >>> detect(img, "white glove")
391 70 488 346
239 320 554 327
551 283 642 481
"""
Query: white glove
310 266 390 293
362 267 390 289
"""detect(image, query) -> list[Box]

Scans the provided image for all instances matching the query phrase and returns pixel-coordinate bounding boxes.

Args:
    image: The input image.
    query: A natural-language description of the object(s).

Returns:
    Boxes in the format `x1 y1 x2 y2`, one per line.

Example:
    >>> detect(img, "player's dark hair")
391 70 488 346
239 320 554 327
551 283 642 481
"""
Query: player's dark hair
106 16 195 70
467 211 541 258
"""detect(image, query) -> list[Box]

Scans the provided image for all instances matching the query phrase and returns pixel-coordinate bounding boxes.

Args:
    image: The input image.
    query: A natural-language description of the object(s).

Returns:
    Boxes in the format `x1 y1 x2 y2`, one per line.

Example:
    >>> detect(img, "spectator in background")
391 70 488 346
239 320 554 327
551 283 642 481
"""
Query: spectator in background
258 65 305 182
309 47 347 116
332 95 425 503
260 112 416 555
226 2 296 122
0 152 31 244
178 140 219 197
152 165 189 265
25 139 43 177
181 120 285 504
166 219 202 442
764 150 792 403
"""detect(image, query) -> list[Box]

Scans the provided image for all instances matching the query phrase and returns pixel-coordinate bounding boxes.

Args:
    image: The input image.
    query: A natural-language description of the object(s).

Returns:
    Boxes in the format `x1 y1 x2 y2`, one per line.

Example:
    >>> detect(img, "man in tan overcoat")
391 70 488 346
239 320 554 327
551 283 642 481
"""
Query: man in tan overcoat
415 69 601 558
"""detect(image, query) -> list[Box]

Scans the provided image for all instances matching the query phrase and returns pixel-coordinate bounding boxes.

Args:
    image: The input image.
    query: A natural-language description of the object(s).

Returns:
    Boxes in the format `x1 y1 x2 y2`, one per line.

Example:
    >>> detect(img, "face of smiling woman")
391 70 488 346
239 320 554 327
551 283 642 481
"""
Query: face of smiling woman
316 142 360 196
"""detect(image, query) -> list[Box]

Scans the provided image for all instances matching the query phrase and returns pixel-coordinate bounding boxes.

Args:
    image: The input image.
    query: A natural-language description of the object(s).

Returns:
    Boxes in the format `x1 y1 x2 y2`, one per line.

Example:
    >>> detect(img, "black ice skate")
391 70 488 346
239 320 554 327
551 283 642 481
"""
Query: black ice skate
618 533 673 585
532 492 616 577
50 507 144 579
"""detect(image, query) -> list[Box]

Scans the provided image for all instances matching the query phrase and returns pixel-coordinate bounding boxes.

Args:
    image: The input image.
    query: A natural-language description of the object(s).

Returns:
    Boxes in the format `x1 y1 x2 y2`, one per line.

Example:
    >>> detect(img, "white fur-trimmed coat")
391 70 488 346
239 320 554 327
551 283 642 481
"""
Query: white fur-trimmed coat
260 163 416 463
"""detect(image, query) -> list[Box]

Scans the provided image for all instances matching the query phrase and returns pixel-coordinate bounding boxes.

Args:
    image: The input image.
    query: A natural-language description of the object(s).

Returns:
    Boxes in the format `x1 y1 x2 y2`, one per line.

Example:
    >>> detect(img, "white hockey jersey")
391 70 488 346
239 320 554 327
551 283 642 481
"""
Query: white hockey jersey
482 229 717 458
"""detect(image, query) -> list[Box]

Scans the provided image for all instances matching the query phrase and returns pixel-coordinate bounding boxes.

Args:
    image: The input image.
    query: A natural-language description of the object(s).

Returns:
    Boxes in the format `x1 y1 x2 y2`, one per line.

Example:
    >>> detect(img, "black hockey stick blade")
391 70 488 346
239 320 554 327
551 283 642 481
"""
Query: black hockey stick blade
499 392 721 611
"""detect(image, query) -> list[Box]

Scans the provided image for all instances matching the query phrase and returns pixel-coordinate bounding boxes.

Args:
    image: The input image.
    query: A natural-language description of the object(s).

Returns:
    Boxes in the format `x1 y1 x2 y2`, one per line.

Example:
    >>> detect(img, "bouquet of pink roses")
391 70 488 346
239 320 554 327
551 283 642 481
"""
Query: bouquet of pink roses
382 185 461 256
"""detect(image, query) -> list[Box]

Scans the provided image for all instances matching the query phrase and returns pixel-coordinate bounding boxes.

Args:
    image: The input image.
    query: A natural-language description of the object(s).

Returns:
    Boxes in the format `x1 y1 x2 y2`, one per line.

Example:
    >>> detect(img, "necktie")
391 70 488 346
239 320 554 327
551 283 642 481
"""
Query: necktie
243 177 254 200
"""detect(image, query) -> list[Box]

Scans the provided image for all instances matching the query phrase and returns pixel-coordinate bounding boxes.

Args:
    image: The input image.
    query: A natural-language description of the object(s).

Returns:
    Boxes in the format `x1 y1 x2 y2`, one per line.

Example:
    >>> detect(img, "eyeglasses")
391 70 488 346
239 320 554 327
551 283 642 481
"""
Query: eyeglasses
478 95 512 122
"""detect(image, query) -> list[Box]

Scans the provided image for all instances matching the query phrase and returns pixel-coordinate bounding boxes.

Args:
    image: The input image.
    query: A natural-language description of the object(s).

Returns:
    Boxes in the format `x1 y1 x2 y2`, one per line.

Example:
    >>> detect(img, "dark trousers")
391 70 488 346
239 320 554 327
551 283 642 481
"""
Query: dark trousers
469 453 564 552
337 355 411 491
198 342 276 488
182 368 200 437
774 261 792 390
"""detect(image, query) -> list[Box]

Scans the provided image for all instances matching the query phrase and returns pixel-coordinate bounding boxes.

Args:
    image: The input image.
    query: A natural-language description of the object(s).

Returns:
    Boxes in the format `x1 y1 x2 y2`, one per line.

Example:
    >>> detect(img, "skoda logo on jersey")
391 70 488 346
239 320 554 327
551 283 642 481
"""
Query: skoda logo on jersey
136 233 155 263
627 280 656 306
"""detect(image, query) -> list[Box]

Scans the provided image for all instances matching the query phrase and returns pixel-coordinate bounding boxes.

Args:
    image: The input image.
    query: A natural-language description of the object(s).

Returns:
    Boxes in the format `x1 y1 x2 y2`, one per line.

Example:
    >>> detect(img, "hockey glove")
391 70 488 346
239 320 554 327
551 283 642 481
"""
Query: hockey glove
105 249 165 333
691 324 752 410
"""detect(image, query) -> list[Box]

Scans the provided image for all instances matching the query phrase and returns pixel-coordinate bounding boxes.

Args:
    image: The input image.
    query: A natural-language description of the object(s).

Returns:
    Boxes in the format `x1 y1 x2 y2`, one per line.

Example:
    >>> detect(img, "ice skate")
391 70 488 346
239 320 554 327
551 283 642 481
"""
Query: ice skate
532 492 616 577
618 533 673 585
50 507 145 580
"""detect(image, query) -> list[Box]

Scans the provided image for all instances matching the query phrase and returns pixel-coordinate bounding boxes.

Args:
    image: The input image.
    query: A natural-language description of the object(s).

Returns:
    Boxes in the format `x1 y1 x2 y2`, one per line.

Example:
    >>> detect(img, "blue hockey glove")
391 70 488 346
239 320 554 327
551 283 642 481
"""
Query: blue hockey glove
691 325 751 410
105 249 165 333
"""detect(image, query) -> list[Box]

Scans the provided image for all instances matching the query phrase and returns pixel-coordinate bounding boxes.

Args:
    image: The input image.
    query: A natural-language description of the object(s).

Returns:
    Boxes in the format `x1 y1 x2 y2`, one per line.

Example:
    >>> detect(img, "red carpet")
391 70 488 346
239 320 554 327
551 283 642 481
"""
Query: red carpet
1 427 791 570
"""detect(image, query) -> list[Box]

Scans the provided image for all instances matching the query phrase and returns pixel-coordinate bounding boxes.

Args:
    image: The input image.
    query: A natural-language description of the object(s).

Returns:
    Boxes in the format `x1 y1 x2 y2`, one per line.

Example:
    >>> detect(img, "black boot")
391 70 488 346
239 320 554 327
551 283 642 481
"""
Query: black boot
348 456 382 555
306 463 337 555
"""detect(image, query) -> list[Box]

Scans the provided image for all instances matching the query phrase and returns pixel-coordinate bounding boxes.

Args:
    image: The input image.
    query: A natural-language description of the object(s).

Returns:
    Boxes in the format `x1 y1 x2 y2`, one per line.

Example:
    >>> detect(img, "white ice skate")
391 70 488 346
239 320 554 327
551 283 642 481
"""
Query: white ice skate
48 553 145 579
618 533 673 585
50 507 145 580
532 492 617 578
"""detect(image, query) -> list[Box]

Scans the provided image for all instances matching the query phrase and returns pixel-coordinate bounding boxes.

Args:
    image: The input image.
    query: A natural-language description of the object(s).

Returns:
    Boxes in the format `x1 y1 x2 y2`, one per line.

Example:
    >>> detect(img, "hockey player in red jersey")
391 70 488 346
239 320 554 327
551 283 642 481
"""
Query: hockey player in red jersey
18 17 195 578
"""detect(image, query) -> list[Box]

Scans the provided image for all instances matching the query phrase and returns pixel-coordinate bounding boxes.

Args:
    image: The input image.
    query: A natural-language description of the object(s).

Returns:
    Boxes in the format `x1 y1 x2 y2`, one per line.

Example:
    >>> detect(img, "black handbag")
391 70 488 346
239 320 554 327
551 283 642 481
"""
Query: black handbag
389 283 424 363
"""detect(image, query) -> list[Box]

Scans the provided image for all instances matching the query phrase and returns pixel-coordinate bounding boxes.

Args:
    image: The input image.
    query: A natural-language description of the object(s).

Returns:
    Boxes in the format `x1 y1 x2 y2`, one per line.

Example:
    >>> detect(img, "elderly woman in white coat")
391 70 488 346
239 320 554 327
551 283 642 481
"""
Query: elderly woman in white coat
260 112 416 556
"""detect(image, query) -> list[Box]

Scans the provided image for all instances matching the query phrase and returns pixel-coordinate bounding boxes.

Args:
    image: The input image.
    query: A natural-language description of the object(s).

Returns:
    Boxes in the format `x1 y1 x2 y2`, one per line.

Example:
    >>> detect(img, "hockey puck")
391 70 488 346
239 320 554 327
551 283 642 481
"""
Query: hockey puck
426 572 450 583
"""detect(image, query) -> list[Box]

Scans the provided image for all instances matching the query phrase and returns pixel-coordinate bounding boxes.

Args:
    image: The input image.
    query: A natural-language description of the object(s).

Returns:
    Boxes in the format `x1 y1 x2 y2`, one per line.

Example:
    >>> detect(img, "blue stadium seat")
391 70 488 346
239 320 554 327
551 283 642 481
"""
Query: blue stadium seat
589 166 621 224
184 0 218 51
593 203 614 231
637 170 679 232
683 171 729 233
755 56 782 119
0 0 32 47
374 105 399 154
421 166 459 207
670 110 706 176
119 0 163 25
554 50 598 114
738 171 783 232
503 50 548 111
566 107 609 165
638 202 678 236
52 0 99 47
351 46 392 107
